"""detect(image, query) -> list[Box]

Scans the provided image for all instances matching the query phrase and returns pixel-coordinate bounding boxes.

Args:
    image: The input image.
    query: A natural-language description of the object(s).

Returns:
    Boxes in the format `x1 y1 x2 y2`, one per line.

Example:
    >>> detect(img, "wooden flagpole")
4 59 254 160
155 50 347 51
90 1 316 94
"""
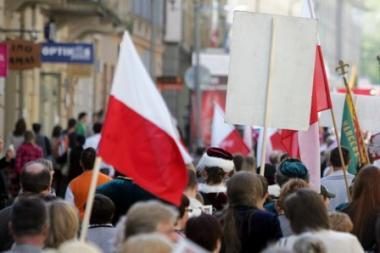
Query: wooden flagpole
260 17 276 176
307 0 350 198
80 157 103 241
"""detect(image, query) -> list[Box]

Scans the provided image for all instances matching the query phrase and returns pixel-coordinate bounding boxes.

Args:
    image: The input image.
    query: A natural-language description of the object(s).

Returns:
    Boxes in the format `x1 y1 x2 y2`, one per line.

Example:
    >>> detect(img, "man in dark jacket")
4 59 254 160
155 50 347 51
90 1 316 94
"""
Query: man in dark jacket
0 160 54 251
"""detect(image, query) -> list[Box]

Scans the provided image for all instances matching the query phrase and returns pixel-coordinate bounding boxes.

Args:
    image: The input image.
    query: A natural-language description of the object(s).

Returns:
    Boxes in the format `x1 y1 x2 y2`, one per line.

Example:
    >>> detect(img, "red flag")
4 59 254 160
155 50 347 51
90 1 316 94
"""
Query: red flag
277 46 332 189
98 33 191 205
211 104 250 155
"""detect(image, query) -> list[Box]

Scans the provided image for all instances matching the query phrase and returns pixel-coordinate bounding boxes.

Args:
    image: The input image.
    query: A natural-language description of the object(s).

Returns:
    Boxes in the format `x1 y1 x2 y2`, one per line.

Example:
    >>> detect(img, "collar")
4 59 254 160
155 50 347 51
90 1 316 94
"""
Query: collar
89 223 113 229
330 170 351 176
198 183 226 193
12 244 42 253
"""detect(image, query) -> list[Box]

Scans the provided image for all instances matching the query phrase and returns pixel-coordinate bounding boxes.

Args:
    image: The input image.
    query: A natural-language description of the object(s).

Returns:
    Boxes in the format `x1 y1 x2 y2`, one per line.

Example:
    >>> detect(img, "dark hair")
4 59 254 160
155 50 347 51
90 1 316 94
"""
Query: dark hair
93 122 103 134
51 125 62 138
90 194 115 225
349 165 380 242
24 130 35 143
205 167 225 185
13 118 27 136
233 155 244 172
78 112 87 120
224 172 263 253
178 195 190 219
68 118 77 129
21 161 51 193
257 164 276 185
329 147 349 168
76 135 86 146
185 214 222 251
32 123 41 134
80 148 96 170
11 197 47 237
284 189 330 234
186 169 197 190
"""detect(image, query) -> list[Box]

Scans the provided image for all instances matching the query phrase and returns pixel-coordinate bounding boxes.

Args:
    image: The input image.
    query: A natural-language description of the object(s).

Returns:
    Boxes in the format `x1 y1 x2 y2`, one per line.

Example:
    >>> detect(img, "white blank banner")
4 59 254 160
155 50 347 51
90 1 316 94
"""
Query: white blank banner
320 93 380 133
225 11 317 131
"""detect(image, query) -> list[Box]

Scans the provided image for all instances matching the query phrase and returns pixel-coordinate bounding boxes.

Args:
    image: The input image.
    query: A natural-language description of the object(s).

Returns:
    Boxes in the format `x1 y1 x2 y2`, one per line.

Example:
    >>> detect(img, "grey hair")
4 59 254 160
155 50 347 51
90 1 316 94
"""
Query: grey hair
124 200 178 239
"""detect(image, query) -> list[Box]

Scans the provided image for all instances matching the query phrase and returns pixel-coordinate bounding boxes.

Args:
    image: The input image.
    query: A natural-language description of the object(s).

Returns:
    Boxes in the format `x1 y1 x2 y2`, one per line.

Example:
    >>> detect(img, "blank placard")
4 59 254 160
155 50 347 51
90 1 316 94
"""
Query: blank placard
225 12 317 131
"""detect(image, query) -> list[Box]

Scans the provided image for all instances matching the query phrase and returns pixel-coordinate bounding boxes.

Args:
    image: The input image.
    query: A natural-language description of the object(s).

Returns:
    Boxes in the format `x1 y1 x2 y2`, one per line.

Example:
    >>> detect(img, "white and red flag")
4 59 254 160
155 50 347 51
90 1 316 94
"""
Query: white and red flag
99 32 191 205
211 103 250 155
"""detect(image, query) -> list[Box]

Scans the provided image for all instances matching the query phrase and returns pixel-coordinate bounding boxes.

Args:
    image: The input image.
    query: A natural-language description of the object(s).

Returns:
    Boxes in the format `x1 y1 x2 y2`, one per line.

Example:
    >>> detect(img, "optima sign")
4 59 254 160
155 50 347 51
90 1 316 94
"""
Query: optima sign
41 43 94 64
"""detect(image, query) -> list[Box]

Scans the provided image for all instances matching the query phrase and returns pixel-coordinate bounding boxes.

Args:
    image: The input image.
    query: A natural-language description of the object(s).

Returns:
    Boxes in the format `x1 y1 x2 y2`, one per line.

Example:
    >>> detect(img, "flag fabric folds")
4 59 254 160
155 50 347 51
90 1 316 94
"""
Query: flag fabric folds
211 103 250 155
276 45 332 189
340 91 369 174
98 32 190 206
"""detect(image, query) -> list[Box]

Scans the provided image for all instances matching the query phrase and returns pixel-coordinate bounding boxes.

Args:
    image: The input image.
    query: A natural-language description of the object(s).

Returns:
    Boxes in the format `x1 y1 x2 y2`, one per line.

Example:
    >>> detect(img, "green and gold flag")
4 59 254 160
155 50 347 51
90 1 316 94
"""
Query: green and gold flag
340 92 369 174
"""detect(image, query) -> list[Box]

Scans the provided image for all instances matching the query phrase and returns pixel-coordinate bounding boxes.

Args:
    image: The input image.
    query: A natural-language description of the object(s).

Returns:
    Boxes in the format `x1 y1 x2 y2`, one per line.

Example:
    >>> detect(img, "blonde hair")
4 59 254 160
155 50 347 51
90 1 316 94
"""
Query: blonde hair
45 201 79 248
58 241 101 253
328 212 353 232
125 200 178 239
120 233 173 253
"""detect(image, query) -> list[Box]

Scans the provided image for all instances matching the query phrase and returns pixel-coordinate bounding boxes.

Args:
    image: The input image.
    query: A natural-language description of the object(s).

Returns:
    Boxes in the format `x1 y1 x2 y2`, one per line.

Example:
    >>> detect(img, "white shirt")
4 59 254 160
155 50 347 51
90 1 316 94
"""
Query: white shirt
278 230 364 253
321 170 354 211
84 134 101 150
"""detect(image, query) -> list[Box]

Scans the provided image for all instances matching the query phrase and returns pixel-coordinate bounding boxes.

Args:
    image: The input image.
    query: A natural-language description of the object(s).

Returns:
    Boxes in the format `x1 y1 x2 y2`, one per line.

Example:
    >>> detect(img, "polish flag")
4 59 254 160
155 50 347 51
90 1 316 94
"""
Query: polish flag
98 32 191 205
274 0 332 190
211 103 250 155
273 46 331 190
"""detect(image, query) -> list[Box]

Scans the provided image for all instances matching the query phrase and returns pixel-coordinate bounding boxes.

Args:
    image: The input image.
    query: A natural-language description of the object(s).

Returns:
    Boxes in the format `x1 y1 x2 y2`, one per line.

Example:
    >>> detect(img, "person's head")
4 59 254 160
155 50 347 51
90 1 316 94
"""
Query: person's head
277 179 309 213
185 214 222 253
233 155 244 172
10 196 48 246
21 160 52 194
176 195 190 231
257 175 269 209
5 144 15 160
227 171 263 208
52 125 63 138
13 118 27 136
269 151 282 166
350 165 380 240
92 122 102 134
284 189 330 234
90 194 115 225
241 156 256 173
120 233 173 253
67 118 77 130
124 200 179 242
24 130 35 144
45 200 79 248
197 148 234 182
293 235 327 253
32 123 42 134
257 164 276 185
224 172 263 253
329 147 349 170
320 185 335 209
78 112 88 123
275 159 309 186
328 212 353 233
80 148 96 171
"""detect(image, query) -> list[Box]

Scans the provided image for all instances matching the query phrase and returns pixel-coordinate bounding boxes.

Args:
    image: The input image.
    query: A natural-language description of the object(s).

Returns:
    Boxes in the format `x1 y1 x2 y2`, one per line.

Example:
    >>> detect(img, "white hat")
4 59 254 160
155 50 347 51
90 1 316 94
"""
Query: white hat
197 147 234 173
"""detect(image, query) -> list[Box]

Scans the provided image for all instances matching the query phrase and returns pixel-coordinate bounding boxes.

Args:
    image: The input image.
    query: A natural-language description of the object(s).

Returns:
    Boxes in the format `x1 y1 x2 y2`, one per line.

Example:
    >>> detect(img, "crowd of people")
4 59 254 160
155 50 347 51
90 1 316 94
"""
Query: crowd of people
0 115 379 253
